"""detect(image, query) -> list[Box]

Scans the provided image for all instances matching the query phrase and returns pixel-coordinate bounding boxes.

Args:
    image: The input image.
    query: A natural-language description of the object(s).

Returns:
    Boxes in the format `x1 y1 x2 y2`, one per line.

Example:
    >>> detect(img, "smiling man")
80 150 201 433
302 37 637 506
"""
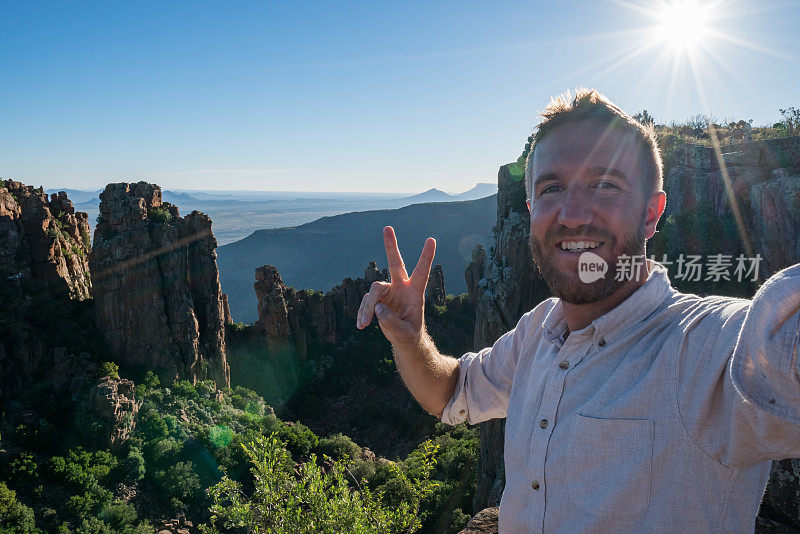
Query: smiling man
356 89 800 532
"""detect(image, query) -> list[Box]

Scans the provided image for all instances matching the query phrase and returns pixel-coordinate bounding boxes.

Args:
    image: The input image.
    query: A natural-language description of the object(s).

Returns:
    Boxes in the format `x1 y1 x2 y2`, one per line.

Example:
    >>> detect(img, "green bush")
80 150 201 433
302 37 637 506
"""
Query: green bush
137 410 169 443
81 227 91 249
203 433 439 534
316 433 361 462
98 500 137 530
0 481 38 533
147 207 173 224
154 461 201 503
7 452 38 482
277 422 318 459
98 362 119 380
122 448 145 483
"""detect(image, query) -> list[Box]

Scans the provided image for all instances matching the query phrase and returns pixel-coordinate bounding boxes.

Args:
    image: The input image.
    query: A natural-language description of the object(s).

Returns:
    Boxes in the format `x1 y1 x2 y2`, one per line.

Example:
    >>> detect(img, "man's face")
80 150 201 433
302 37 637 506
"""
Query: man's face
528 120 658 304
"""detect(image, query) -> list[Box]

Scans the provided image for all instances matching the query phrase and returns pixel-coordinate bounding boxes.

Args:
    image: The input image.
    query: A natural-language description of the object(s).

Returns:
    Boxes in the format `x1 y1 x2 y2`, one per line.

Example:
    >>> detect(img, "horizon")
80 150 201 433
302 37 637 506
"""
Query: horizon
32 182 496 197
2 1 798 192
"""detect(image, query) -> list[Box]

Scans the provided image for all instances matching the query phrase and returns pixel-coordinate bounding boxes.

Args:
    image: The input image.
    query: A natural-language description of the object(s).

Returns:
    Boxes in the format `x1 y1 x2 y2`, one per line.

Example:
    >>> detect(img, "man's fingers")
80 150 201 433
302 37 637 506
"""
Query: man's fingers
383 226 409 281
373 301 412 344
410 237 436 291
356 281 390 329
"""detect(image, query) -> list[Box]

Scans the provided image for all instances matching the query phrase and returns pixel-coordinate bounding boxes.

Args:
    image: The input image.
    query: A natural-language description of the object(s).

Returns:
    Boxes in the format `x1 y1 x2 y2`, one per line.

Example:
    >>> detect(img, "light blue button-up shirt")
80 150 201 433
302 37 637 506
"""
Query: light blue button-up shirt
442 261 800 532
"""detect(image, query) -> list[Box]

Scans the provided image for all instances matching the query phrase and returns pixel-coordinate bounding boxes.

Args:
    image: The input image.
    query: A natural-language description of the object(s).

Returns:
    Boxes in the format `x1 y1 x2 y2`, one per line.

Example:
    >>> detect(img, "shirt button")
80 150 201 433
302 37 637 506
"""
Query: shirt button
539 419 548 429
559 360 569 370
531 480 540 490
598 338 606 347
459 409 466 415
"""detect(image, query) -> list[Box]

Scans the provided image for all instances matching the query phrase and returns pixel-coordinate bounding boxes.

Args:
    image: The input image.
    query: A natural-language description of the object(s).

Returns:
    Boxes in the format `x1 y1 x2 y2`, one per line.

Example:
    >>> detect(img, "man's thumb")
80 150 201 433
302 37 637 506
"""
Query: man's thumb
375 302 400 328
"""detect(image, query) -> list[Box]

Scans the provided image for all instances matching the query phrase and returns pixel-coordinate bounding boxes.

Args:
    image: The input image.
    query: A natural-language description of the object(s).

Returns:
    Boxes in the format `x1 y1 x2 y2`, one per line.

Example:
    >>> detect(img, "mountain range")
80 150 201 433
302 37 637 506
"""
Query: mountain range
217 194 497 323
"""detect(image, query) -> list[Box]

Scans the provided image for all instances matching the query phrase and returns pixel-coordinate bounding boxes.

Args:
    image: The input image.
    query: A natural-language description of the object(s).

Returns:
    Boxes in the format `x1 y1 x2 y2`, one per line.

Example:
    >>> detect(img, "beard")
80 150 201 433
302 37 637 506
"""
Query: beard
529 220 646 305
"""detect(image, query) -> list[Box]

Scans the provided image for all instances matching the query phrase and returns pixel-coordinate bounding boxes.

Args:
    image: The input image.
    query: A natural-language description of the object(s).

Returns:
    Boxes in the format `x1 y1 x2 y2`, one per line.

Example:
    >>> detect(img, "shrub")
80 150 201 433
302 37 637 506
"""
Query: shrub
99 361 119 379
316 433 361 462
203 433 439 534
123 447 146 483
208 425 235 448
137 411 169 442
154 461 201 503
7 452 38 481
147 207 173 224
0 481 37 533
277 422 318 459
81 226 91 249
98 499 138 529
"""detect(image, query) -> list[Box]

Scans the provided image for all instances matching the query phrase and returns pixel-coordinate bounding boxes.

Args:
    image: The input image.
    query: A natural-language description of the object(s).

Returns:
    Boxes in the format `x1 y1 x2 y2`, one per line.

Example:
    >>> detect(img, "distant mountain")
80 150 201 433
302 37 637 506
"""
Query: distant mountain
45 188 103 204
162 190 200 204
399 188 452 203
452 182 497 200
217 195 496 323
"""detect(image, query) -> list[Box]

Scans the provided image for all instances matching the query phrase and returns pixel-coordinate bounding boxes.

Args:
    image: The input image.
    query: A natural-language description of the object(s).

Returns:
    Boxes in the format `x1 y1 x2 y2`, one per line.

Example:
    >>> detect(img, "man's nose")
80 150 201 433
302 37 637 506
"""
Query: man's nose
557 189 593 228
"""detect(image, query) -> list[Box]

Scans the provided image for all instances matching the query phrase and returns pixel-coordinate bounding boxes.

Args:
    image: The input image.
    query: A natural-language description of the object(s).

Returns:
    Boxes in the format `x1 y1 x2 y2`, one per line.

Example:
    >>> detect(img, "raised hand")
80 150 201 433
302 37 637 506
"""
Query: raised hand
356 226 436 347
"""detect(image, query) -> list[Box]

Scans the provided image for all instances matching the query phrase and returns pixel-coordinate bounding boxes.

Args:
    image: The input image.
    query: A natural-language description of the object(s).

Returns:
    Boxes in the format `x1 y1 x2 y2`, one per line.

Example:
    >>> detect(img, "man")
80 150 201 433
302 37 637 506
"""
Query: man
356 89 800 532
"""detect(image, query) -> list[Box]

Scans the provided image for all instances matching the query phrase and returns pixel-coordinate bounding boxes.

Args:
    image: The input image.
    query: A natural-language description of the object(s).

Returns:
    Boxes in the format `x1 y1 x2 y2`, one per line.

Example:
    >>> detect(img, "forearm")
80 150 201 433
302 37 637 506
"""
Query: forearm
391 329 460 418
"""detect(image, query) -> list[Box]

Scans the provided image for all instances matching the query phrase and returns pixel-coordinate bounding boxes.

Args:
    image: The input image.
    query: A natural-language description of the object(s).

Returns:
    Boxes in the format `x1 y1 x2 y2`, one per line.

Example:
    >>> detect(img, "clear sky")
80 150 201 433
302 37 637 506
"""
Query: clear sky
1 0 798 193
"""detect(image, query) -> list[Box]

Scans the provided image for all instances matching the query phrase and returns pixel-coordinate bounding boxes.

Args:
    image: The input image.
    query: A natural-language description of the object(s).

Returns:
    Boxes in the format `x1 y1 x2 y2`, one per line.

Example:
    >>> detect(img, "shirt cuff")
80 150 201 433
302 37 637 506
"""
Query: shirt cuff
731 263 800 424
440 352 477 425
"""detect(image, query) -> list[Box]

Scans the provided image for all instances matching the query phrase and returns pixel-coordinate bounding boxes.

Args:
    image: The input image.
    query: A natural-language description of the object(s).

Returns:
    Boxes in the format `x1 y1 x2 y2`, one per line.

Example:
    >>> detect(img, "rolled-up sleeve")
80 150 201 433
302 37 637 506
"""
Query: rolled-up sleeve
441 324 523 426
732 263 800 427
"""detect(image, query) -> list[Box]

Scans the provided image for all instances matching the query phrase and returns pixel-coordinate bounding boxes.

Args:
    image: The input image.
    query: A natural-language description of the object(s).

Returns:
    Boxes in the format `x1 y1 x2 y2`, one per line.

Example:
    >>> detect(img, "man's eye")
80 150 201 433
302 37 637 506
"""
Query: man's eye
541 185 560 194
596 180 617 189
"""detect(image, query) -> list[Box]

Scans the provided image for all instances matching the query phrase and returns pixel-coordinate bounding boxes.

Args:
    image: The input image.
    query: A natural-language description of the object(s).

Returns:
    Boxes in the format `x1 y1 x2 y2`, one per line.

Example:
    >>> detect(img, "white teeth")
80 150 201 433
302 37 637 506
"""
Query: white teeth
560 240 602 251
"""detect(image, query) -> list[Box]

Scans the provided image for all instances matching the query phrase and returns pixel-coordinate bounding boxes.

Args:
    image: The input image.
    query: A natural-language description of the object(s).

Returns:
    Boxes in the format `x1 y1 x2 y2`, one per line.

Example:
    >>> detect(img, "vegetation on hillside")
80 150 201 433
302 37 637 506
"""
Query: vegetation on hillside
1 368 477 533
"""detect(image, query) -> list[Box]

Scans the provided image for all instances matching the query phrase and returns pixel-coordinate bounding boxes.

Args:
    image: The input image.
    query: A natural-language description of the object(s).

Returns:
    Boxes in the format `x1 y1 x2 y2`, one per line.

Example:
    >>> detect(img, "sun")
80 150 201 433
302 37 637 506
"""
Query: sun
655 1 712 51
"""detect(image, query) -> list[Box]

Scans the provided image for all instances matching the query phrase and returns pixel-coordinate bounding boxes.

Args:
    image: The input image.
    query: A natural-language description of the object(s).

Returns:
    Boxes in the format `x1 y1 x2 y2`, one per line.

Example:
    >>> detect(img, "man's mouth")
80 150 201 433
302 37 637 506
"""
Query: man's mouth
557 240 605 253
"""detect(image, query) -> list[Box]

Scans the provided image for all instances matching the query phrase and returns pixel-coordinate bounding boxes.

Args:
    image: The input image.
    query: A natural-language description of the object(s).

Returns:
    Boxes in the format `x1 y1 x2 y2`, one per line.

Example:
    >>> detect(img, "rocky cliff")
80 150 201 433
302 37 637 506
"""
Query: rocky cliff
465 136 800 528
253 261 447 360
0 181 94 399
90 182 230 387
0 180 92 299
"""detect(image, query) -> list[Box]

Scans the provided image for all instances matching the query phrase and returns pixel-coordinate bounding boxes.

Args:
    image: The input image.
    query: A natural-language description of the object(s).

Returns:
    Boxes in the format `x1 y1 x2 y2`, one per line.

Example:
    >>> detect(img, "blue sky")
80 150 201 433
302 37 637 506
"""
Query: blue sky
1 0 798 193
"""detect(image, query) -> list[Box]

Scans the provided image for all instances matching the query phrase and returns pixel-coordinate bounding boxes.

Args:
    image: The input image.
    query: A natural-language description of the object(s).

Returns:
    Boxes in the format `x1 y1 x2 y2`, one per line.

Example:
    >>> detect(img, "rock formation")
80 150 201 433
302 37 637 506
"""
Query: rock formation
254 262 388 359
90 376 142 451
465 136 800 528
90 182 230 387
458 506 499 534
0 181 94 399
0 180 91 299
253 260 448 360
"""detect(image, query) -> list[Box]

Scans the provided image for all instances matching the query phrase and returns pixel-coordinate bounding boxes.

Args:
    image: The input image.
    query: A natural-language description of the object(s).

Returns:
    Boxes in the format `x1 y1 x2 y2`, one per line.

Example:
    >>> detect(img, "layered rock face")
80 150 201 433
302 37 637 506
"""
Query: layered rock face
0 181 93 399
90 182 230 387
253 261 447 359
466 137 800 528
651 136 800 289
0 180 92 299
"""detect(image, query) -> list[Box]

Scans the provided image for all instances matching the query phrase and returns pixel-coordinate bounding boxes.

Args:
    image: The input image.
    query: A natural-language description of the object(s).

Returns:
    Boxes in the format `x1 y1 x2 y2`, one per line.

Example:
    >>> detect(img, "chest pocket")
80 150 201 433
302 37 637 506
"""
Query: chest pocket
564 414 655 518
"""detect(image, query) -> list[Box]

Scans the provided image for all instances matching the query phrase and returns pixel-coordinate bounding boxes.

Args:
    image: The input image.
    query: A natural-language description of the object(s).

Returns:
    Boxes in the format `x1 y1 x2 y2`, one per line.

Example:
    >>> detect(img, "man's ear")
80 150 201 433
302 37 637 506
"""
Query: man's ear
644 191 666 240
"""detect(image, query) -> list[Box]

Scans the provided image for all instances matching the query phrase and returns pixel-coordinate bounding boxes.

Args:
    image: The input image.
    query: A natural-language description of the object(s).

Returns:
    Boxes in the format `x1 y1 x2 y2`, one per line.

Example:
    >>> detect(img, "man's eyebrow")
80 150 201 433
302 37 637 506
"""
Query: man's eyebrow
592 166 630 183
533 172 559 188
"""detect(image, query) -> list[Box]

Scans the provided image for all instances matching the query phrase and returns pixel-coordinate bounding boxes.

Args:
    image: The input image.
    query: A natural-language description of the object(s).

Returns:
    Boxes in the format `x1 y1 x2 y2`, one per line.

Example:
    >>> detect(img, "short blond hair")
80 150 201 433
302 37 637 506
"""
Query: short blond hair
524 89 663 201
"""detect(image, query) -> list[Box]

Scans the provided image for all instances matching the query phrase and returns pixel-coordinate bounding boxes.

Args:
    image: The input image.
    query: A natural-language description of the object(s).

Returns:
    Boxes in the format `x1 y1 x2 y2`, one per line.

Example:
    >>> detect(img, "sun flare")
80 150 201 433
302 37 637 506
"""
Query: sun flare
655 1 711 51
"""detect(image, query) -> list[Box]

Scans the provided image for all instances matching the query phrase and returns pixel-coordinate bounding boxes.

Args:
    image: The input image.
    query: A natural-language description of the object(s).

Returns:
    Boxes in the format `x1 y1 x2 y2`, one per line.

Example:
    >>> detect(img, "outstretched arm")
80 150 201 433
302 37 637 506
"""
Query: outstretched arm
356 226 459 418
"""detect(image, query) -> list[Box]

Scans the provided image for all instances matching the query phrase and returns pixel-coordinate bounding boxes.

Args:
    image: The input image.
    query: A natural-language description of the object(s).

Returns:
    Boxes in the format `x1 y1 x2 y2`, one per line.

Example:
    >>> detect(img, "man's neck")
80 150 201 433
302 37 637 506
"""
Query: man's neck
562 264 651 333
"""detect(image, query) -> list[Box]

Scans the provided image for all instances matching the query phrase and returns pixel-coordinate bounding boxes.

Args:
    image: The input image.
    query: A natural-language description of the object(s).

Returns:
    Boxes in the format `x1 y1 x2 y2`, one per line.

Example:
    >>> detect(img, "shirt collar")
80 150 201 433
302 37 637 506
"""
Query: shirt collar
541 259 674 345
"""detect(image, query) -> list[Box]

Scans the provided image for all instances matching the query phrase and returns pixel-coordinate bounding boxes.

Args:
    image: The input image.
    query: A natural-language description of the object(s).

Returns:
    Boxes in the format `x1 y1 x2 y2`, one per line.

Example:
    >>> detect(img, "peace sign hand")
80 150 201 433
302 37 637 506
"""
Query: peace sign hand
356 226 436 347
